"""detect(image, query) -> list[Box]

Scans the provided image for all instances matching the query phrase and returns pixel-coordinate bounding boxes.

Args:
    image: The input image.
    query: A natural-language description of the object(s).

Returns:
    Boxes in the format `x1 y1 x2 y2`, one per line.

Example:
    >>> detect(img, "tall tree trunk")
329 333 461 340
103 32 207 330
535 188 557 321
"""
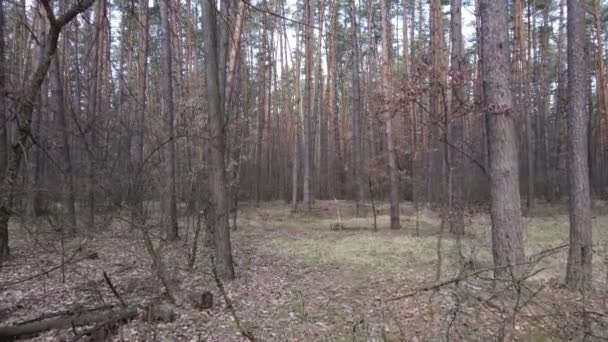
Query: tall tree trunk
53 56 77 231
448 0 465 235
479 0 525 276
302 0 313 211
133 0 149 220
514 0 535 210
0 0 7 182
348 0 364 215
565 0 592 291
160 0 178 240
255 2 267 203
381 0 400 230
316 0 327 200
202 0 235 279
327 0 343 199
291 29 302 212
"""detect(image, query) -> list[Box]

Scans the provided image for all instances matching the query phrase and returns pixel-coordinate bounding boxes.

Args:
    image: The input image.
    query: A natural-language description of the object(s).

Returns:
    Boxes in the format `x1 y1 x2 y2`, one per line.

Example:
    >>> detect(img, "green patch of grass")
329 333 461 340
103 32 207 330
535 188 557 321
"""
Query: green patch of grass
264 227 452 269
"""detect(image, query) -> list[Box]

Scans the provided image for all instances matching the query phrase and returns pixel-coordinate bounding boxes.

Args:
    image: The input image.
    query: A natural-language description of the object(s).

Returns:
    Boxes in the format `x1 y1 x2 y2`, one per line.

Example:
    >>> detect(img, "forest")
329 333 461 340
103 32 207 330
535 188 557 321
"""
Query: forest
0 0 607 340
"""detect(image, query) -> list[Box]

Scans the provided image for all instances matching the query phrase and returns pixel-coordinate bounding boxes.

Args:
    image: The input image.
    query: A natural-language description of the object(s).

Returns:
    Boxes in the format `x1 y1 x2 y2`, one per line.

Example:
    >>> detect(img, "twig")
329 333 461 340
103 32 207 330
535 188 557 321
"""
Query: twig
103 271 127 308
0 251 97 289
209 254 256 341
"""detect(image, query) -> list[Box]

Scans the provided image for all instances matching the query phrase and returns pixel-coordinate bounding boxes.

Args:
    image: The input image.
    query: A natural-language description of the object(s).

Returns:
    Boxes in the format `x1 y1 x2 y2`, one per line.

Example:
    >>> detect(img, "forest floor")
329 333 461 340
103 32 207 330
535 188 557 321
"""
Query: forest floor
2 200 608 341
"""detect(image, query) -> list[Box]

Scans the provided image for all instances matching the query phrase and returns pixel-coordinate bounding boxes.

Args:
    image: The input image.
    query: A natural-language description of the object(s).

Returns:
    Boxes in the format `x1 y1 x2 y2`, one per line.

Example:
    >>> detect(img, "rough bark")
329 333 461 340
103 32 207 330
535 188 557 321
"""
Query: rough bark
202 0 235 280
448 0 465 235
255 2 267 203
479 0 525 275
302 0 313 211
565 0 592 291
53 56 77 231
0 0 7 182
381 0 400 229
348 0 364 215
327 0 343 199
160 0 178 240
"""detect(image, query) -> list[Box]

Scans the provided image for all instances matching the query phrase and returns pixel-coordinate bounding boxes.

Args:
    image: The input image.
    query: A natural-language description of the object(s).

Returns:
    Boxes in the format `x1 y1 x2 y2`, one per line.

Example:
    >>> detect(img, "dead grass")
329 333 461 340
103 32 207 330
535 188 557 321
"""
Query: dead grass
3 200 608 341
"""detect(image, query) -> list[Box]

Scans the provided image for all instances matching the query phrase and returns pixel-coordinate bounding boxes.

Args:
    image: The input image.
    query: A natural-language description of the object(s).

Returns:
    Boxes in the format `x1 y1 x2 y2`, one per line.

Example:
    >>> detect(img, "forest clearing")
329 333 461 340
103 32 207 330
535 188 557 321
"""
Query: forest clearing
2 200 608 341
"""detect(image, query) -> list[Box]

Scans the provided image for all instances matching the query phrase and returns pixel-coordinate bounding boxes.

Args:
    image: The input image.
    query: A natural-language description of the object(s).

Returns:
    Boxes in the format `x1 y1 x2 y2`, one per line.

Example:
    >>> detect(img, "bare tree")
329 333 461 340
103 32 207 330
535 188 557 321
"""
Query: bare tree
448 0 465 235
302 0 313 211
0 0 96 262
565 0 592 291
381 0 400 230
479 0 525 275
348 0 363 215
202 0 235 279
160 0 179 240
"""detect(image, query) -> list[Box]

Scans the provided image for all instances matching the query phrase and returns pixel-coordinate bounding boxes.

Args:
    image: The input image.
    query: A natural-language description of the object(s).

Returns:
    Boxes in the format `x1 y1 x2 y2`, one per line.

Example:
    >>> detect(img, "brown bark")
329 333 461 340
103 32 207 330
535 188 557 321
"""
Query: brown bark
133 0 149 219
53 56 77 231
514 0 535 211
256 2 268 203
327 0 343 199
160 0 178 240
381 0 400 230
479 0 525 275
348 0 364 215
202 0 235 279
448 0 465 235
565 0 593 291
302 0 313 211
0 0 7 182
291 29 302 212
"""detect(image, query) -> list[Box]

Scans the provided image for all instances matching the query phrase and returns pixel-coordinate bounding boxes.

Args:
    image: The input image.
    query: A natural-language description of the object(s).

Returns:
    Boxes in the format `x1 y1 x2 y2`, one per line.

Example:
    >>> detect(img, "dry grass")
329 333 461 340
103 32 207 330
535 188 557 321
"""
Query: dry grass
244 200 608 283
4 200 608 341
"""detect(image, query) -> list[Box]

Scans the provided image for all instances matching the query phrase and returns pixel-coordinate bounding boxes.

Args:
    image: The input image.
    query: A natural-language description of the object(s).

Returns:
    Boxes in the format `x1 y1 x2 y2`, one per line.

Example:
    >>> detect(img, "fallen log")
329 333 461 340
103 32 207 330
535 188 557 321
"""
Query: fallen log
0 307 137 340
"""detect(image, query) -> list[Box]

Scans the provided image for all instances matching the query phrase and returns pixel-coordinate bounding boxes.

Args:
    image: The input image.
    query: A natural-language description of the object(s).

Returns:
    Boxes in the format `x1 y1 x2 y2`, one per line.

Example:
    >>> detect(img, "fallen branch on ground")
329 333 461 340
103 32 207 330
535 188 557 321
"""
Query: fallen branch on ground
0 306 137 340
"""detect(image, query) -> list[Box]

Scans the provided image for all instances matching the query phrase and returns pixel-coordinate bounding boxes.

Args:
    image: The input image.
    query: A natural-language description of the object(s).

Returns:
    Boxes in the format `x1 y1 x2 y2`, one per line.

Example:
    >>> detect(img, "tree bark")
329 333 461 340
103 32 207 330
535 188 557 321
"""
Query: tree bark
202 0 235 279
0 0 7 182
448 0 465 235
479 0 525 276
327 0 343 199
255 2 267 203
302 0 313 211
565 0 592 291
348 0 364 215
53 56 77 231
381 0 400 229
159 0 178 240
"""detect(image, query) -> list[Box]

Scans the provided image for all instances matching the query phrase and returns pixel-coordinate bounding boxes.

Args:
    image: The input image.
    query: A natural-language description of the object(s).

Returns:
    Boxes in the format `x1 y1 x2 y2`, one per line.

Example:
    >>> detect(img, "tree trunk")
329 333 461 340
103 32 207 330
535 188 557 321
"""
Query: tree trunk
0 0 7 182
327 0 343 199
291 28 302 212
448 0 465 235
302 0 313 211
479 0 525 276
202 0 235 280
348 0 364 215
255 2 267 203
159 0 178 240
133 0 149 221
381 0 400 230
565 0 592 291
53 56 77 231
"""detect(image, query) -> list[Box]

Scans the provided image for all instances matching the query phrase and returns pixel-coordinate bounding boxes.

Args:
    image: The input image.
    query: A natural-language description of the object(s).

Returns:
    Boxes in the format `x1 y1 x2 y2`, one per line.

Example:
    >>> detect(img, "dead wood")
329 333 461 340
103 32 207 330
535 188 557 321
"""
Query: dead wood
330 223 370 231
0 307 137 340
